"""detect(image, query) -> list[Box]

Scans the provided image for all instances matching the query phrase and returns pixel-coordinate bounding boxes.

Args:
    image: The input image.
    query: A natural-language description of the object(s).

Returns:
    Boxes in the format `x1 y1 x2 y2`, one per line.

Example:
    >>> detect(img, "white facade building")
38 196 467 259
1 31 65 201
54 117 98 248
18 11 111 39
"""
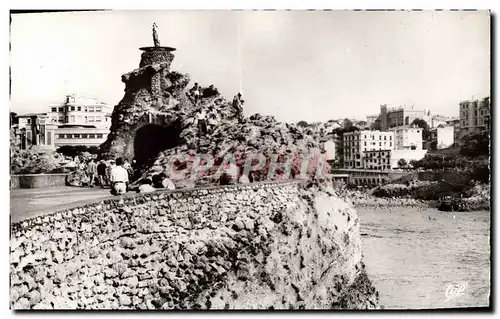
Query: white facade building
389 124 423 150
16 94 113 149
343 130 394 169
436 124 455 149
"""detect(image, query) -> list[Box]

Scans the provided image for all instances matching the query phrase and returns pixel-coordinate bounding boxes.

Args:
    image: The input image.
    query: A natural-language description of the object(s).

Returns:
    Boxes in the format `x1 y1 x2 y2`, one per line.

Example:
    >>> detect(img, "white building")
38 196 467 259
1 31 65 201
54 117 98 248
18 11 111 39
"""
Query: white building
16 94 113 149
436 124 455 149
430 115 448 129
389 124 423 150
46 94 112 129
343 130 394 169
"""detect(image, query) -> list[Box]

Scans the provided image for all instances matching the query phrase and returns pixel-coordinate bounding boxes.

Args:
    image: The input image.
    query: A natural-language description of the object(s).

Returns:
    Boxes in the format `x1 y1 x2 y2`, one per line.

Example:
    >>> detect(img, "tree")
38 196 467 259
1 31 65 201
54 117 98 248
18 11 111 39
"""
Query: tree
430 141 437 151
10 112 18 126
460 131 490 157
411 118 431 141
397 158 408 169
409 159 419 169
297 121 309 128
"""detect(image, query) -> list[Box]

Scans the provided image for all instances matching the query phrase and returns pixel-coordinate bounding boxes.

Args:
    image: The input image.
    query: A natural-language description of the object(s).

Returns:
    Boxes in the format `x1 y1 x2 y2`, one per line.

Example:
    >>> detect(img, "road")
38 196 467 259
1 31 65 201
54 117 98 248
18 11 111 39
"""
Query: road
10 186 120 223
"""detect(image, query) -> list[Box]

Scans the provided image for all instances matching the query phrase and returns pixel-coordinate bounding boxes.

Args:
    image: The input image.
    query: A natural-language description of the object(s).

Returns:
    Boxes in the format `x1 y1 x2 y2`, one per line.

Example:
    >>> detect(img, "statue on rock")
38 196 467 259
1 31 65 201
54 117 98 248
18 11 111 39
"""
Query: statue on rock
152 22 160 47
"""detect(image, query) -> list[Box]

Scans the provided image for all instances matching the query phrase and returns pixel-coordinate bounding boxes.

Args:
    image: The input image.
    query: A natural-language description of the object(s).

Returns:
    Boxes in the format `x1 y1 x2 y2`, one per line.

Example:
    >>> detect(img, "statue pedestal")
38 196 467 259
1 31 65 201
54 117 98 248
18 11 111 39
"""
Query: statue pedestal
139 46 176 68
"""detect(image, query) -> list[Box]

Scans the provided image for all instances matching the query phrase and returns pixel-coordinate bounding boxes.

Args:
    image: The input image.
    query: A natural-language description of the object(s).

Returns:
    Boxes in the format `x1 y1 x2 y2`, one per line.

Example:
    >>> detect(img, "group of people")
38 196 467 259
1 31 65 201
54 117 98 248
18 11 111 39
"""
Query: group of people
137 172 176 194
78 156 178 196
78 157 136 193
189 83 220 104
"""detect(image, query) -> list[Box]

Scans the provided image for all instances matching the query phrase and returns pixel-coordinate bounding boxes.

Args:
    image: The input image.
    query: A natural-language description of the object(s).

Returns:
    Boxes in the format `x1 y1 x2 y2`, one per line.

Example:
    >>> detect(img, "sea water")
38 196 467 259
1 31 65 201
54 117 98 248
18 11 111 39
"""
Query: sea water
358 206 490 309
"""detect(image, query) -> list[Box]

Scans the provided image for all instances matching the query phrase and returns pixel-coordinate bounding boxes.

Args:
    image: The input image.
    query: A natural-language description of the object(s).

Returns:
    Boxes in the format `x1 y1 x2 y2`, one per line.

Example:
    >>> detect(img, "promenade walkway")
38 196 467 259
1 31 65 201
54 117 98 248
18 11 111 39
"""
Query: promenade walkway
10 187 116 223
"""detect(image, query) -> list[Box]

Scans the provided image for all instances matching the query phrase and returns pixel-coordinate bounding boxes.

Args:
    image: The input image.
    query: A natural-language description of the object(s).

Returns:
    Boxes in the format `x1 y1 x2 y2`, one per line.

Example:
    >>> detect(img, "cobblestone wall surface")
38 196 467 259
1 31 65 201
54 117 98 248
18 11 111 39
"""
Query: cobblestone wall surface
10 181 380 310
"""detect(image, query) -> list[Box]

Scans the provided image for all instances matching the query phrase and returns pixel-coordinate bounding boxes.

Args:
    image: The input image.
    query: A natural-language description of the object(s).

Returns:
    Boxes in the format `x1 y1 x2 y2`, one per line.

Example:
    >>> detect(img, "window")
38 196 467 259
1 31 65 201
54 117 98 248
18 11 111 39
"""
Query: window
89 134 95 138
364 142 367 146
88 107 95 112
73 134 80 138
96 107 102 112
95 116 102 122
26 118 31 124
51 107 57 112
88 116 95 122
57 134 65 138
81 134 88 138
65 116 68 123
389 136 392 140
77 106 82 111
58 117 64 123
70 116 75 123
96 134 103 138
390 142 392 147
384 136 386 140
70 106 75 111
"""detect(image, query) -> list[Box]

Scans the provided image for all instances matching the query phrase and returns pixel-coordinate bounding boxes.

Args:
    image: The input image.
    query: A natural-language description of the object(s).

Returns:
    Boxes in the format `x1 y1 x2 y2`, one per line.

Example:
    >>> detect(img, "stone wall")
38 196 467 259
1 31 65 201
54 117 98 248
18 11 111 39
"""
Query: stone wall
10 181 379 310
10 174 68 189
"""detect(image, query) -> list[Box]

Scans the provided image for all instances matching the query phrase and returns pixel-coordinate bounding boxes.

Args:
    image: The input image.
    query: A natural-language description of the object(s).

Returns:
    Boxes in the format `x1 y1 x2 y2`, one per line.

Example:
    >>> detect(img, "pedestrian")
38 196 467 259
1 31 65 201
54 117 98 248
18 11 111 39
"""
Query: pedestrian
137 178 156 193
123 158 132 179
232 92 244 122
197 108 207 136
86 158 98 187
207 107 219 134
97 160 108 188
78 158 86 171
107 160 116 187
191 83 201 104
109 158 129 195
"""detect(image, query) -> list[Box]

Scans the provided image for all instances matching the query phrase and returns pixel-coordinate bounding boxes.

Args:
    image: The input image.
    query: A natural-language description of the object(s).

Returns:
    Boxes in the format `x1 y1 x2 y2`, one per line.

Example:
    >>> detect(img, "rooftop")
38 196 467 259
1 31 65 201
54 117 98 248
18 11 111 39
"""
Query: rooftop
17 113 47 118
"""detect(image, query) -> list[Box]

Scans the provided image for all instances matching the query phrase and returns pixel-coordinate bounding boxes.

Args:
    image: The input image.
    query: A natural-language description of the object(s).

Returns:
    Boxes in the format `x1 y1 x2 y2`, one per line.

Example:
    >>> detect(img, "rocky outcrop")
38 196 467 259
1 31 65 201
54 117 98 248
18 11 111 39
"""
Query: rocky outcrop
99 42 332 188
10 181 380 310
10 149 70 175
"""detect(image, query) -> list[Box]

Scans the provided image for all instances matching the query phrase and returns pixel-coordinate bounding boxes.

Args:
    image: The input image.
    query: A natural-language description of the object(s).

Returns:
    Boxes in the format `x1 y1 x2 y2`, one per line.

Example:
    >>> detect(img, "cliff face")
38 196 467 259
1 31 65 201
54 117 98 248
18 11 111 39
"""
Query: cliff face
10 182 380 310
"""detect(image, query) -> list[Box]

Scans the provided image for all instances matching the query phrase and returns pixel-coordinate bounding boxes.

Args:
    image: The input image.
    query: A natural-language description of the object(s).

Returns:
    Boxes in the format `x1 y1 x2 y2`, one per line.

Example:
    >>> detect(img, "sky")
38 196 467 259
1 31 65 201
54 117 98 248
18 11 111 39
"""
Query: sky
10 10 490 123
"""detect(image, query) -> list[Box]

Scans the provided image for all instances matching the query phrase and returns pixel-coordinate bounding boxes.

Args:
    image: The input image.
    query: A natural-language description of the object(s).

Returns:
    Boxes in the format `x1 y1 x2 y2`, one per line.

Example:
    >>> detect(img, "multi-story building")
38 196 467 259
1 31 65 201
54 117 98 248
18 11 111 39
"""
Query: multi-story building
375 104 427 131
16 94 113 150
343 130 394 169
366 115 378 128
445 118 461 143
430 124 455 149
459 97 491 138
389 124 423 150
362 149 392 170
16 113 50 149
430 115 448 128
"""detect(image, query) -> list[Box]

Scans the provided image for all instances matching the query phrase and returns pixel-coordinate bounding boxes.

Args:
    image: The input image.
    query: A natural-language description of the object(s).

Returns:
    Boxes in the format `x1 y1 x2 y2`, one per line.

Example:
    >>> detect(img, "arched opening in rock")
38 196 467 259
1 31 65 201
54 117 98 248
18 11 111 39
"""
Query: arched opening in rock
134 120 183 168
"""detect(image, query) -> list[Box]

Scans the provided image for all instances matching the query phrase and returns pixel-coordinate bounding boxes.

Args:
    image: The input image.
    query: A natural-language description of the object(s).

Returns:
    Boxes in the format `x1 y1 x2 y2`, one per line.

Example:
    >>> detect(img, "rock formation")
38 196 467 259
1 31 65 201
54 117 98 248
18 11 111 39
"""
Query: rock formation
99 26 333 188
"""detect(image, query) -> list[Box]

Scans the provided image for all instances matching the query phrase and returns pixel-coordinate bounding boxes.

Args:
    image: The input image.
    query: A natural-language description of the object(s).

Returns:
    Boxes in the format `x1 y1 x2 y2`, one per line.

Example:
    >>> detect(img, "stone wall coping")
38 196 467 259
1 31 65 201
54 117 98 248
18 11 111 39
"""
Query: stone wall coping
11 180 304 232
11 173 69 177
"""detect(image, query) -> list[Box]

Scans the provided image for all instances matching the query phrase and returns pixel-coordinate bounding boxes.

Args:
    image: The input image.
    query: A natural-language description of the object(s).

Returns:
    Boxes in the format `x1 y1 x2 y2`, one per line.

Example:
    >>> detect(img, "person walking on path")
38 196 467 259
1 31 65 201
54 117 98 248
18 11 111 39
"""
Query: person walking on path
107 160 116 188
97 160 108 188
123 158 132 179
86 159 98 187
110 158 129 195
